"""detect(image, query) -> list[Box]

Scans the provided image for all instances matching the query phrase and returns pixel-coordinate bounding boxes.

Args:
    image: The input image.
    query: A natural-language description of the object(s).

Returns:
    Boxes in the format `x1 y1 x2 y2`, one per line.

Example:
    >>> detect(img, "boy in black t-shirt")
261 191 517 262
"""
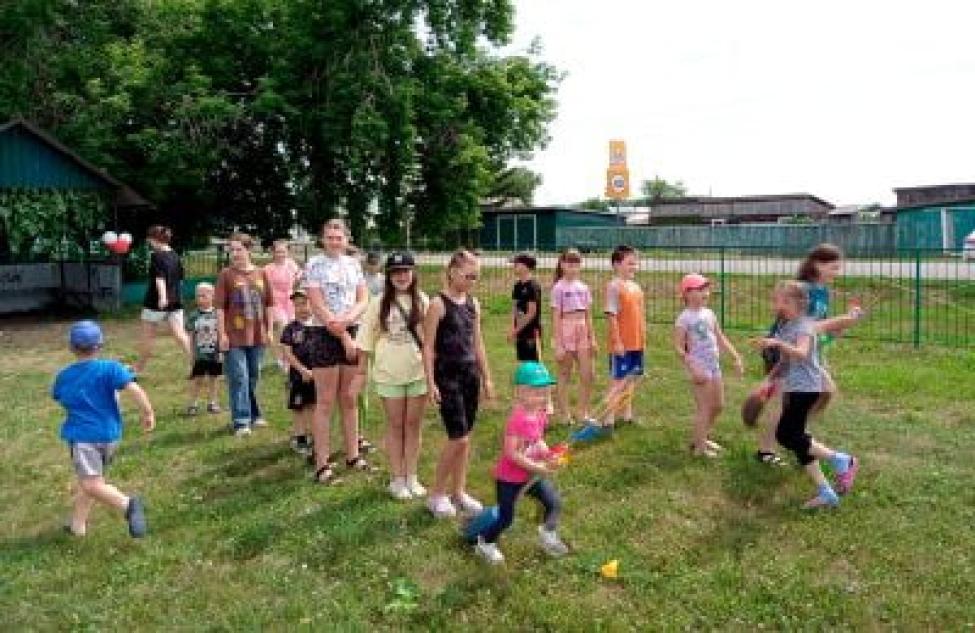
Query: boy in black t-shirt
280 290 317 456
508 253 542 362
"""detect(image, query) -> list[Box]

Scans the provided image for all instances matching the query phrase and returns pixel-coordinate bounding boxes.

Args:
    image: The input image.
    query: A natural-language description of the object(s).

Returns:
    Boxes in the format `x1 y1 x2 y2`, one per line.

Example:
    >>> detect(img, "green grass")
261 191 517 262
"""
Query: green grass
1 306 974 630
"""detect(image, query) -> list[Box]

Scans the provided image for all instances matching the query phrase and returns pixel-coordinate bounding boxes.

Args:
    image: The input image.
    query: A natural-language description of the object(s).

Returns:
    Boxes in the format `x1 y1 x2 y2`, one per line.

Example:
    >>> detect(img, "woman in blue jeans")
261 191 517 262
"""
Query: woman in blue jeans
215 232 275 437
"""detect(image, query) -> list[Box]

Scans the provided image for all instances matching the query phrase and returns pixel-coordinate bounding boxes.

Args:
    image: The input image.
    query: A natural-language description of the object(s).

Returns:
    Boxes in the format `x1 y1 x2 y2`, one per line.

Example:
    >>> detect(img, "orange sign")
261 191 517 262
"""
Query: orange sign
605 140 630 199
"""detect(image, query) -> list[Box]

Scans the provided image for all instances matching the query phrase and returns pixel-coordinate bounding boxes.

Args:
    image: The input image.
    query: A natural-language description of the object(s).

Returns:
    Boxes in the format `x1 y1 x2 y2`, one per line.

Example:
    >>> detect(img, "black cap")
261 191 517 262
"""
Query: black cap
510 252 537 270
385 251 416 271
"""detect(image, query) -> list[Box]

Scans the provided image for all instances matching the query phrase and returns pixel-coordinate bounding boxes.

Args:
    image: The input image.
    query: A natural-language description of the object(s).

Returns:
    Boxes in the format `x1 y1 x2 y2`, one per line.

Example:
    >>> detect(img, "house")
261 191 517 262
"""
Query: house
893 183 975 251
644 194 834 225
479 206 624 251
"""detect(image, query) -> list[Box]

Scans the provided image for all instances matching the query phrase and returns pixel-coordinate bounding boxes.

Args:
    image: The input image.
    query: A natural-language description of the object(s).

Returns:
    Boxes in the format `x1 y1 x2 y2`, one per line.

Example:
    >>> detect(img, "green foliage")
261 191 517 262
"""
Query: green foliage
579 197 611 211
0 189 108 259
0 0 560 248
485 166 542 207
640 175 688 202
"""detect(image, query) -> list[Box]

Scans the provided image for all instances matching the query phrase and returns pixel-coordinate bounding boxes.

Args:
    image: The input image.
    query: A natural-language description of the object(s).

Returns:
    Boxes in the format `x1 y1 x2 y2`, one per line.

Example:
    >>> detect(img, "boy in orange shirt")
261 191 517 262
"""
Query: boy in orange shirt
572 245 645 440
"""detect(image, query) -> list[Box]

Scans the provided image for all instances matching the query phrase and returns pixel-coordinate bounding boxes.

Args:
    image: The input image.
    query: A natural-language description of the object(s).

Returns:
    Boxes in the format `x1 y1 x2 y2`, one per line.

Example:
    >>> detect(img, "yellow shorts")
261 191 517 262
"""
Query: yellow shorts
376 379 428 399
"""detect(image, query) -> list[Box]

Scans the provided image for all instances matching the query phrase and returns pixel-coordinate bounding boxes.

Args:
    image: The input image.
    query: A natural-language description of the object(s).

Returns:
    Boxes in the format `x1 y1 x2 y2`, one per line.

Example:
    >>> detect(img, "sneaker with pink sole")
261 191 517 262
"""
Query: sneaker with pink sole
834 456 860 495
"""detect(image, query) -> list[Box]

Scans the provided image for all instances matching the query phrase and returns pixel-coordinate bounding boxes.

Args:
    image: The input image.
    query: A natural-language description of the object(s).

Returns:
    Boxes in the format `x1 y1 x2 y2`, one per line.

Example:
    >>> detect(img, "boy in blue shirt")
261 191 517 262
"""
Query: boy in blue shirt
52 321 156 538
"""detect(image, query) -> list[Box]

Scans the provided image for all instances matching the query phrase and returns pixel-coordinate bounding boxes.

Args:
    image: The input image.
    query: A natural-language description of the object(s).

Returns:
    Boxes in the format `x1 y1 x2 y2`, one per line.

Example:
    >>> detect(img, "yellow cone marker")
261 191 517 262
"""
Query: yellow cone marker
600 559 619 579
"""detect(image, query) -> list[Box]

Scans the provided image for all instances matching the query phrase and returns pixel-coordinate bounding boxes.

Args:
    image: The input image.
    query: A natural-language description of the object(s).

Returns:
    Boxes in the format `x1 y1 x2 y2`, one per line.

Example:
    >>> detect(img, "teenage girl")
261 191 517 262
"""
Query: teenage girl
423 249 495 518
756 244 858 464
264 239 302 371
134 225 191 372
753 281 861 509
550 248 597 425
357 252 429 500
673 273 743 457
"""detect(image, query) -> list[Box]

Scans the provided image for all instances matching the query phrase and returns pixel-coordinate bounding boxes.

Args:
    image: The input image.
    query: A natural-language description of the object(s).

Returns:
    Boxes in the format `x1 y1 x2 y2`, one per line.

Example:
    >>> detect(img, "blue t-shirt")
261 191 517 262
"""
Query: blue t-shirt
52 359 135 443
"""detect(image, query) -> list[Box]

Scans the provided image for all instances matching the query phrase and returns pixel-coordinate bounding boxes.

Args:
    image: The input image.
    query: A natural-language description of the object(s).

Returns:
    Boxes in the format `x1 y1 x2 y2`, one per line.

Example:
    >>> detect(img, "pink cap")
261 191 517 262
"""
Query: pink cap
679 273 710 294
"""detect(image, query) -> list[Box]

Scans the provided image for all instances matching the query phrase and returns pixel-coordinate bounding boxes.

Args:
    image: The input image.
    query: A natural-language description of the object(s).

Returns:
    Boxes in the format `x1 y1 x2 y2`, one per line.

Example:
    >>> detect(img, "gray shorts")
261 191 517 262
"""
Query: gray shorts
70 442 119 478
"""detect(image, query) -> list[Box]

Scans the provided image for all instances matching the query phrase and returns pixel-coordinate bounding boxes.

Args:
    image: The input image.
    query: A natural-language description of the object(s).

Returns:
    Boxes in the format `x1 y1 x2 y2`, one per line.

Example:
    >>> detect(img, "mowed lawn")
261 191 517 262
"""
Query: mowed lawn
1 303 974 630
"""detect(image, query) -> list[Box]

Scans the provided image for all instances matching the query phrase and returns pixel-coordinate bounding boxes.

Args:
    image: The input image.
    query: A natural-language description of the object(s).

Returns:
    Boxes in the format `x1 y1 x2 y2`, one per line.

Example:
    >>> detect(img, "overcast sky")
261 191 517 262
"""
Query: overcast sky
507 1 975 207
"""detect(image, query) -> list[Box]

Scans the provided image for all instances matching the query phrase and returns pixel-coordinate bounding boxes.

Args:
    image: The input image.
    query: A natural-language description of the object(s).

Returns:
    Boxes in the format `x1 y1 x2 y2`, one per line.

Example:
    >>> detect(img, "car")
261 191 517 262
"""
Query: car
964 230 975 261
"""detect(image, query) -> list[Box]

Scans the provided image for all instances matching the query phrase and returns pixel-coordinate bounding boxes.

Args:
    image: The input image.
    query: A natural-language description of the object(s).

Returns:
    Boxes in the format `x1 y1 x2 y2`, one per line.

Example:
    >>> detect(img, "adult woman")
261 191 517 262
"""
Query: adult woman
264 239 302 370
134 225 191 372
303 219 372 483
357 252 429 499
214 233 274 436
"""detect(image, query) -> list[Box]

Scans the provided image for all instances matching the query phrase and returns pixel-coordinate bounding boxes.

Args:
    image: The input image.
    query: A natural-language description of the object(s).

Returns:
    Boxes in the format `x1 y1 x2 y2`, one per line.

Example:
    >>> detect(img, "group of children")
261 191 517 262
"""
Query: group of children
50 238 863 566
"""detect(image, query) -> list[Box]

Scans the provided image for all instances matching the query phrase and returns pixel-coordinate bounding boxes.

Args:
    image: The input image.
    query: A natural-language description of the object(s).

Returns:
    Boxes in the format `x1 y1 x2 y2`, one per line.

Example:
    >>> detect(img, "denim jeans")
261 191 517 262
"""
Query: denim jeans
482 478 561 544
224 346 264 429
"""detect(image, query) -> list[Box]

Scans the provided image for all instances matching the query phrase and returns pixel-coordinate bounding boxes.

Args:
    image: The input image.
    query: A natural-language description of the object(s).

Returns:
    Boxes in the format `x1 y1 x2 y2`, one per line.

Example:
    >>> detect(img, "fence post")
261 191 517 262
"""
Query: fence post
719 246 727 325
913 249 922 349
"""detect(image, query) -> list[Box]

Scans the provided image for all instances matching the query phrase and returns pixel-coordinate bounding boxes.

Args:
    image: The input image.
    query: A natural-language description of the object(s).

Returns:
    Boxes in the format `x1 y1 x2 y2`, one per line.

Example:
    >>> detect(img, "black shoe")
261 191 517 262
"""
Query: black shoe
126 497 147 538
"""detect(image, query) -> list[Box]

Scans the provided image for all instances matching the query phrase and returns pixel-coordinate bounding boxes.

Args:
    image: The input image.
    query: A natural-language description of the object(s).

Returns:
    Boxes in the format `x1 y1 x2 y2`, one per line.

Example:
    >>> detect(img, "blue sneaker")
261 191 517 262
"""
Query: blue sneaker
802 486 839 510
126 497 147 538
570 422 610 443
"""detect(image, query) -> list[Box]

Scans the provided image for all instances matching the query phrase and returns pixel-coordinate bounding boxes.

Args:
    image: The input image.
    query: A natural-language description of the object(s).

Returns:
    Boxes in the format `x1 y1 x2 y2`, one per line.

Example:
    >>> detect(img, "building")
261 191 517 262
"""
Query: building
645 194 834 225
893 183 975 251
0 118 152 312
479 206 624 251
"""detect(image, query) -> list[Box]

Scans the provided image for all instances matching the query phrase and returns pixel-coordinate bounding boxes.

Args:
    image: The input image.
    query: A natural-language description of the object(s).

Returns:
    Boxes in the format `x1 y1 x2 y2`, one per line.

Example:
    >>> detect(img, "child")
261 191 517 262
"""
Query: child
474 361 568 564
755 243 856 465
52 321 155 538
752 281 861 509
423 249 495 518
357 252 429 500
280 290 317 456
508 253 542 363
551 248 597 425
363 251 385 298
264 239 302 371
573 245 645 440
184 282 222 415
673 273 743 457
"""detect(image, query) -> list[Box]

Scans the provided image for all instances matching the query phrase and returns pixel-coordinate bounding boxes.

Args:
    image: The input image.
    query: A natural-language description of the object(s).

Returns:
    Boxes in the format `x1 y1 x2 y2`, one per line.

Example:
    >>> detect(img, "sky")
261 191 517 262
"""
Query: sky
506 1 975 207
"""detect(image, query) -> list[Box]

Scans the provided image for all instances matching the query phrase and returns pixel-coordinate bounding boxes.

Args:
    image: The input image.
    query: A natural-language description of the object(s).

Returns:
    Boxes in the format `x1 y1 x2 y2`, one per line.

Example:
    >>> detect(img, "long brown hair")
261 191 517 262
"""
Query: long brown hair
379 270 422 334
554 248 582 284
797 243 843 283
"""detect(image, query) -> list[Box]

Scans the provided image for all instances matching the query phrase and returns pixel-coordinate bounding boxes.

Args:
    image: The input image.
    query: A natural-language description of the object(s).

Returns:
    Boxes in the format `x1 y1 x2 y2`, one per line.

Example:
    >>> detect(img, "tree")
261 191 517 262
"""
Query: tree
484 167 542 207
579 197 611 211
640 176 688 202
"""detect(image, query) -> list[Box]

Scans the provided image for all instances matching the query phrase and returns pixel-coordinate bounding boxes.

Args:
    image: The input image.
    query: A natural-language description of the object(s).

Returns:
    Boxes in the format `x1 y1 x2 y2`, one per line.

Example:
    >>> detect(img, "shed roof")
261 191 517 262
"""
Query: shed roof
481 205 621 218
650 194 833 209
0 118 152 209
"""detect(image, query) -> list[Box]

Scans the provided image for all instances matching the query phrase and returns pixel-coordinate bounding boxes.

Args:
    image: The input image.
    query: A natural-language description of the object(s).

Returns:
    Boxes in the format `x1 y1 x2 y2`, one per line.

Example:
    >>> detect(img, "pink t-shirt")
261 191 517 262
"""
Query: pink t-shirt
264 259 301 322
494 406 548 484
551 279 592 313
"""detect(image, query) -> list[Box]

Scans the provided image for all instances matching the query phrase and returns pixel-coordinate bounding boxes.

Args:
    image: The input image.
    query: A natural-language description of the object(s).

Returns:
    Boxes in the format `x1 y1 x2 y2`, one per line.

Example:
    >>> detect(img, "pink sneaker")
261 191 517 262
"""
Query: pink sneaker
835 456 859 495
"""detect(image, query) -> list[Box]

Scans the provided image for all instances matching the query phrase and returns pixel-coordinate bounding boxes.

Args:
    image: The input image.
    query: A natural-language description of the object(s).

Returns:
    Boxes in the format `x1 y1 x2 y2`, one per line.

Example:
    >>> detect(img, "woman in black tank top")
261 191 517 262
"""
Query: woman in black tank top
422 250 495 519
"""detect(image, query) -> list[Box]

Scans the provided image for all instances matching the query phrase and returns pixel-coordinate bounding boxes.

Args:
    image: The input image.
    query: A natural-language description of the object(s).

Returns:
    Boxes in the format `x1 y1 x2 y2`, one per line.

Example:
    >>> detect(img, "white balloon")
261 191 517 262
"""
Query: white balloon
102 231 118 245
118 232 133 244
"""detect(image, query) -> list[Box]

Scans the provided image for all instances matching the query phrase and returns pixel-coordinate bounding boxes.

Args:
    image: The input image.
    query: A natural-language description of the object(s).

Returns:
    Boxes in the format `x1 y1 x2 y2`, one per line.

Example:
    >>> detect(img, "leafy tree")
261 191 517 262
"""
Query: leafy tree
640 176 688 202
579 197 611 211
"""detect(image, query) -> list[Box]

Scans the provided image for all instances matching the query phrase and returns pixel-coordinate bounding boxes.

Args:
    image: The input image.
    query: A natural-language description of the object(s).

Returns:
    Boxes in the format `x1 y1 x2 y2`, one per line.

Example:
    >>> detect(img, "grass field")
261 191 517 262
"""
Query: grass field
1 303 974 630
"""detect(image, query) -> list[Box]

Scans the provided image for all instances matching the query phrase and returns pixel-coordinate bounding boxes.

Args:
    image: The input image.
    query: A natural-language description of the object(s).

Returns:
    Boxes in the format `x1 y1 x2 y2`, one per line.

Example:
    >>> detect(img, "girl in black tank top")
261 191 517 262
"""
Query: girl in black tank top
434 292 478 369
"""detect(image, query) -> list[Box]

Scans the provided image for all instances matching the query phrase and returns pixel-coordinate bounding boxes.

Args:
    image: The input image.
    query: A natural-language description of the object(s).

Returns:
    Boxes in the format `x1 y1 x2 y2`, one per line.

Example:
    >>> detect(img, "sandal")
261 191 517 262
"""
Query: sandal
357 437 376 454
346 456 378 472
314 463 337 485
755 451 786 466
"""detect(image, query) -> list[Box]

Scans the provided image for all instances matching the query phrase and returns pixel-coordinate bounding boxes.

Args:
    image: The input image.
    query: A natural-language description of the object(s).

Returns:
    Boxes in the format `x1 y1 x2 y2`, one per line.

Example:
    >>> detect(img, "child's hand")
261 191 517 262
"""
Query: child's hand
301 368 314 383
141 409 156 432
611 340 625 356
751 337 778 351
428 383 441 405
219 334 230 352
554 345 566 362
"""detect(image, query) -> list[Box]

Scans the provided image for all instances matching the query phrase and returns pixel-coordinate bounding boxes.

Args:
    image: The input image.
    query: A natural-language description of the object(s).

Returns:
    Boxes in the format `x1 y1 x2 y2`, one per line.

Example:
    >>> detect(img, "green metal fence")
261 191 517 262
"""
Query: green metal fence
122 245 974 348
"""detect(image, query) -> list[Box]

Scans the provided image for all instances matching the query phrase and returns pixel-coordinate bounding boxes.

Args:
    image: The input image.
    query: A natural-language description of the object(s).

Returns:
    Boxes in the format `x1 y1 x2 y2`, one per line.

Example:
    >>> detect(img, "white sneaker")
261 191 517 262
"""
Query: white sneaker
538 526 569 557
252 418 269 428
452 492 483 515
427 494 457 518
406 476 427 498
388 478 413 501
474 537 505 565
234 426 252 438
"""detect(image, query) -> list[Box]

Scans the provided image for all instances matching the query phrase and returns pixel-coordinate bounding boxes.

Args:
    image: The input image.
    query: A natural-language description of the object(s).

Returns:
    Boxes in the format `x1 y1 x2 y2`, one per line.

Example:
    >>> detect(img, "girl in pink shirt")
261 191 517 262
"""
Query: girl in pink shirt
264 240 302 369
473 361 568 565
550 248 597 426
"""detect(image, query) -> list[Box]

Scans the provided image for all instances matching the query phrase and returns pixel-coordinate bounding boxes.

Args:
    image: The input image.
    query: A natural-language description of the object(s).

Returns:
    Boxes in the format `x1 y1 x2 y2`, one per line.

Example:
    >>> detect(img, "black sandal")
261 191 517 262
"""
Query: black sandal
755 451 786 466
357 437 376 454
346 456 377 472
314 464 337 484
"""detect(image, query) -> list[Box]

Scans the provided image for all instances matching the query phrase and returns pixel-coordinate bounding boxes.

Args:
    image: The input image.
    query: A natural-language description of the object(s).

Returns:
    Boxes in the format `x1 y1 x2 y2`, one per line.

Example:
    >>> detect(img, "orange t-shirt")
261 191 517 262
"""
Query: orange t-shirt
605 278 645 351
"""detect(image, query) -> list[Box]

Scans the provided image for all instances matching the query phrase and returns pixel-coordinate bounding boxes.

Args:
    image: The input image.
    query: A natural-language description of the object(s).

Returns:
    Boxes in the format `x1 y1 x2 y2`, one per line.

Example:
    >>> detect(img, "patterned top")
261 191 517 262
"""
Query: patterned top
303 254 364 325
551 279 592 313
185 308 221 362
675 307 719 369
214 267 274 347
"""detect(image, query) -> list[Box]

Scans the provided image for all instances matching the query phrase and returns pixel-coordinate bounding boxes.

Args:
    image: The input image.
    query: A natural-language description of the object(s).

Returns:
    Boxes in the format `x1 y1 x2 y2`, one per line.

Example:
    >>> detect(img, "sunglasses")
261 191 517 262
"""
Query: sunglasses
454 271 479 281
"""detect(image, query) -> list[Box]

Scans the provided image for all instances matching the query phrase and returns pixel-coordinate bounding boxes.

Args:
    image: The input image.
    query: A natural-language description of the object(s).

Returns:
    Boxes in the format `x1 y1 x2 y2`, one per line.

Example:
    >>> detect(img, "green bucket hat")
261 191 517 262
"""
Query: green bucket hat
514 361 557 387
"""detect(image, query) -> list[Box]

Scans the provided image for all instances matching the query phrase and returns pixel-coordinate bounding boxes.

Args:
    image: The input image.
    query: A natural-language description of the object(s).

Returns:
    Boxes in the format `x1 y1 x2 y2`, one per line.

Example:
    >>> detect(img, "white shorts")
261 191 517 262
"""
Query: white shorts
141 308 184 325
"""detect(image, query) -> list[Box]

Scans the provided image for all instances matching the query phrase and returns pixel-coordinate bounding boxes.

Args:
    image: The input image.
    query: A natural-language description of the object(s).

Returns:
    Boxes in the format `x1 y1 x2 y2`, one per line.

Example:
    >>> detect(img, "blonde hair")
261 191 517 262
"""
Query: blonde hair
774 280 809 313
195 282 214 294
446 249 476 272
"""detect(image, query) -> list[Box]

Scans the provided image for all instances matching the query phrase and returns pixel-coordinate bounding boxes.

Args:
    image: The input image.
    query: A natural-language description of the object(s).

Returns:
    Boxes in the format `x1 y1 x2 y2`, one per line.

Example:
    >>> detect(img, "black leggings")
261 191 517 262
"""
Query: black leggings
775 392 822 466
483 478 561 544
